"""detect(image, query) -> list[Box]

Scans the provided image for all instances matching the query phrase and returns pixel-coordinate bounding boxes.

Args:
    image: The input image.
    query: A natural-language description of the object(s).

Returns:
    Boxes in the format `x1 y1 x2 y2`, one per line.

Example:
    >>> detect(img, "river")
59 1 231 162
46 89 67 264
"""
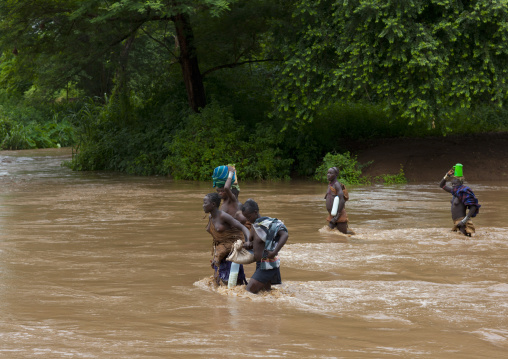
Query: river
0 148 507 358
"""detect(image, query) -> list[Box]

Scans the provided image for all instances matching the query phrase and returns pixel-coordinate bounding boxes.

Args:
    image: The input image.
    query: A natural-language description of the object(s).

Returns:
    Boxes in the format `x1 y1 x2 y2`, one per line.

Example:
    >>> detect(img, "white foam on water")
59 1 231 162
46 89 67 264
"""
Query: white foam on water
471 328 508 345
195 275 507 332
193 276 288 302
281 227 508 276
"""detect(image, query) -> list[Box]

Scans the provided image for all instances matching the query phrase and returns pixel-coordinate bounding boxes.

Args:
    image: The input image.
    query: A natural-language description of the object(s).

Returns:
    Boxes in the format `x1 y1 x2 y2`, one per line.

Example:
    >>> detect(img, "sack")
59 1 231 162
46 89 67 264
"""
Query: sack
327 183 349 202
226 239 255 264
341 183 349 202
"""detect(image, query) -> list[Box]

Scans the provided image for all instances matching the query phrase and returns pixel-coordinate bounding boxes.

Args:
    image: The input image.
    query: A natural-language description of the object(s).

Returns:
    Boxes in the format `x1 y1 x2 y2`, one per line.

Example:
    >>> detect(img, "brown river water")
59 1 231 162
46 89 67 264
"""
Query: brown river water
0 148 507 358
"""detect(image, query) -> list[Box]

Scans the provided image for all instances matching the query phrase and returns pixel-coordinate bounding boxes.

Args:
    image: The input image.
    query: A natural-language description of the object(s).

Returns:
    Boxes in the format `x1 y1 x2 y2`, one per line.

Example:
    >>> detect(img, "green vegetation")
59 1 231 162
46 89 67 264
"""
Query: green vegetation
0 1 507 182
313 152 407 185
272 0 508 128
162 102 293 180
0 119 75 150
0 92 76 150
375 166 408 185
314 152 369 185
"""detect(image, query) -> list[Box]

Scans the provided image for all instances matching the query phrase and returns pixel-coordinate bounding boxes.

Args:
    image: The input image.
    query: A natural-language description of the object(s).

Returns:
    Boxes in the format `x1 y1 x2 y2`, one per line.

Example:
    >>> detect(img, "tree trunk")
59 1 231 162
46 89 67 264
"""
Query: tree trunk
173 13 207 112
112 34 136 124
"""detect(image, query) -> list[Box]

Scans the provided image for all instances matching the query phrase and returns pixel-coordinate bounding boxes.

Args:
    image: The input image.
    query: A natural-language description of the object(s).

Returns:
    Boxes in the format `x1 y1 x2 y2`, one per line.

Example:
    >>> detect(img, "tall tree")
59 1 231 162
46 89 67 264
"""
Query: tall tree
0 1 229 111
0 0 282 113
0 0 132 98
272 0 508 128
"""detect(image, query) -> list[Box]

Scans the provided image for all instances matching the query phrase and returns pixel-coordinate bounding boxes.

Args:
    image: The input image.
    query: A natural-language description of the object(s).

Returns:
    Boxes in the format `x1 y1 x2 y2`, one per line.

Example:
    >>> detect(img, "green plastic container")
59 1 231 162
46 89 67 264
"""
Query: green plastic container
453 163 463 177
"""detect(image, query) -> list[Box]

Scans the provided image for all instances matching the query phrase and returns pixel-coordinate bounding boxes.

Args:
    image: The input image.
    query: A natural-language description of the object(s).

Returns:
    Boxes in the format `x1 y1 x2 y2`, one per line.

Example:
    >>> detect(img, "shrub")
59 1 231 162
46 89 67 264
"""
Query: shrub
0 117 75 150
314 151 408 185
314 152 371 185
374 165 407 184
163 102 293 180
0 119 35 149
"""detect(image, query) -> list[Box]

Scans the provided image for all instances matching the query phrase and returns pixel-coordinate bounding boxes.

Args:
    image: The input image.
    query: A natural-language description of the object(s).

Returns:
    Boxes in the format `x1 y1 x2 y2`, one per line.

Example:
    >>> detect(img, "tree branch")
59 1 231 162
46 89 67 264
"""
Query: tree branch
140 27 178 60
202 59 282 77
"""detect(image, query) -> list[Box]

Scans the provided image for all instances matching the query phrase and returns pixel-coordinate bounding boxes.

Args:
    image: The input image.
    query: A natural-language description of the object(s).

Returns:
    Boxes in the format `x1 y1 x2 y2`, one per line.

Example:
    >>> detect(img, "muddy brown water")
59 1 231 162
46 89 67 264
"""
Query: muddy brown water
0 148 507 358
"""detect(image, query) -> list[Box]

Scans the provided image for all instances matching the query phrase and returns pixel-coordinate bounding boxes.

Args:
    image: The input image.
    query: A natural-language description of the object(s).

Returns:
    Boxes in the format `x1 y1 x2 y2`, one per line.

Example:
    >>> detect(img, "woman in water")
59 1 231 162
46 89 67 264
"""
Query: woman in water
203 192 251 285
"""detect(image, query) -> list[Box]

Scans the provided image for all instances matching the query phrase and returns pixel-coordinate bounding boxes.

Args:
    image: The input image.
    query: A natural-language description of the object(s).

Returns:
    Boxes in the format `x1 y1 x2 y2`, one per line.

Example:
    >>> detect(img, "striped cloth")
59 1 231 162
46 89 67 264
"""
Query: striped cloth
252 216 288 270
450 185 481 216
212 165 238 189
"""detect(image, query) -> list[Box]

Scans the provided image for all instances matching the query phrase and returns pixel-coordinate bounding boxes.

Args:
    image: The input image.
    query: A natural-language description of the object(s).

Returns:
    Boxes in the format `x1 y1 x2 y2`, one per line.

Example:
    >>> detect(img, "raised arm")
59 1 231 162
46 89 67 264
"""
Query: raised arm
439 169 454 193
223 165 238 203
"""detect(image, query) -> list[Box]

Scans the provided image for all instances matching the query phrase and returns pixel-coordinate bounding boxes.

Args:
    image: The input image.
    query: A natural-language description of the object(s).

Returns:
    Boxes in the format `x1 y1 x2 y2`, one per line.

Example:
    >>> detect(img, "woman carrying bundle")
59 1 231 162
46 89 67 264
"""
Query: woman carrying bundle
212 165 249 226
203 192 251 286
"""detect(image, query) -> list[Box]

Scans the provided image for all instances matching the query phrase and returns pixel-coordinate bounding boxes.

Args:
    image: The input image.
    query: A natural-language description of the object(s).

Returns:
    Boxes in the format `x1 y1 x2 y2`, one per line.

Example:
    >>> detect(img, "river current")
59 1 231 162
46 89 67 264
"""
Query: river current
0 148 506 358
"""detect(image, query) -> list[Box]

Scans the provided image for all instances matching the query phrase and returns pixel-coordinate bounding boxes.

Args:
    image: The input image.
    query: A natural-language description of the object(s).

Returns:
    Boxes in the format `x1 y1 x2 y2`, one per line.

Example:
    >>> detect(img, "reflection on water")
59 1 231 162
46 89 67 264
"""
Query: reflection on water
0 148 507 358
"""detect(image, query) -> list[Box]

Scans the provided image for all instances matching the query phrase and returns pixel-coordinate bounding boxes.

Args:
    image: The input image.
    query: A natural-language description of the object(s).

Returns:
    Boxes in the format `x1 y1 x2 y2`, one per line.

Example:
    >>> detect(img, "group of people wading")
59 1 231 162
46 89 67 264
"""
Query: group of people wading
203 163 481 294
203 165 289 294
203 165 349 294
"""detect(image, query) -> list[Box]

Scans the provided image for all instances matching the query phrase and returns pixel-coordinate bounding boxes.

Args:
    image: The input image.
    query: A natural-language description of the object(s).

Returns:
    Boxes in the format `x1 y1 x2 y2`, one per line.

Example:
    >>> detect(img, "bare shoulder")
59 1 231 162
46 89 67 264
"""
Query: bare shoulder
219 210 235 222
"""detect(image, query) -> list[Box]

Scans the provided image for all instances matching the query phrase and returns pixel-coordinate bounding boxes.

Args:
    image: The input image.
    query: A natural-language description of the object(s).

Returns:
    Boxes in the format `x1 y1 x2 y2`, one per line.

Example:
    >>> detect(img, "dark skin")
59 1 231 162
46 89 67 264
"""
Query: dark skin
216 166 248 225
439 169 477 236
242 209 289 294
326 168 346 231
203 195 250 267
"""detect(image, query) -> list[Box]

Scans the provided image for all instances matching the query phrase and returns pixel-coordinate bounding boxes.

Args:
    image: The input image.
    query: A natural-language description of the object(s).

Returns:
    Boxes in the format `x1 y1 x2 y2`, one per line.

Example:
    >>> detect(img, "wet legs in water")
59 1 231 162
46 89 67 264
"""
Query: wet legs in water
245 278 271 294
329 221 353 235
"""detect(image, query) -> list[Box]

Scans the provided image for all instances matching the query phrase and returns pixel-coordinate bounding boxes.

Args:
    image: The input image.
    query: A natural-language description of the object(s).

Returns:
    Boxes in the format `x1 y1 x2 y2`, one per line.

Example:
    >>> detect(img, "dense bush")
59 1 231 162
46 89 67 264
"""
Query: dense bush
314 151 407 185
313 152 371 185
68 99 293 179
68 98 173 175
0 118 75 150
163 102 293 180
0 93 77 150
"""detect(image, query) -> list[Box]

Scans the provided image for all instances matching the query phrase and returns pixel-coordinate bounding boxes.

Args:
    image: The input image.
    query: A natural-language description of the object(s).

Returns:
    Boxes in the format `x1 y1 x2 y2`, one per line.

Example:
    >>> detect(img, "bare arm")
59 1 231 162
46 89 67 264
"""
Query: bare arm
221 211 250 242
223 166 238 203
243 227 254 249
266 230 289 259
205 214 211 233
249 228 264 262
466 205 477 219
457 205 477 228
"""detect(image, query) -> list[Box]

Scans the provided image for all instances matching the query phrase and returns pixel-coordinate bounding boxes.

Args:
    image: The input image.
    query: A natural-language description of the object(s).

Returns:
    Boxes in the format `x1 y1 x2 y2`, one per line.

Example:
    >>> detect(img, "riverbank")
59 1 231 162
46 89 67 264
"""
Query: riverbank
2 132 508 183
352 132 508 182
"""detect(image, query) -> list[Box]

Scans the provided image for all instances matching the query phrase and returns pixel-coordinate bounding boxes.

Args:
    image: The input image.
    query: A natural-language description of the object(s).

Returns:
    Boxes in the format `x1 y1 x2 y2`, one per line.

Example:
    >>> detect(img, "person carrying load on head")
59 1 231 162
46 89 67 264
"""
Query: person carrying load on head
212 165 249 227
324 166 351 234
203 192 250 286
439 164 481 237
